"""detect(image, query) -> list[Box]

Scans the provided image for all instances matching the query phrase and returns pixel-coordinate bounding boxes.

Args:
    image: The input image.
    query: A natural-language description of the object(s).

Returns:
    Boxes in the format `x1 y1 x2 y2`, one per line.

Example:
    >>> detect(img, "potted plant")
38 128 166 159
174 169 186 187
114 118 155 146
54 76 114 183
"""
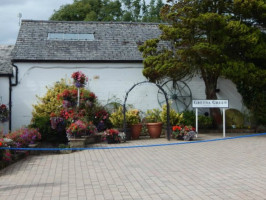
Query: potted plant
172 125 196 141
126 109 142 139
109 106 131 140
102 129 121 144
109 106 124 129
145 109 163 138
66 119 88 138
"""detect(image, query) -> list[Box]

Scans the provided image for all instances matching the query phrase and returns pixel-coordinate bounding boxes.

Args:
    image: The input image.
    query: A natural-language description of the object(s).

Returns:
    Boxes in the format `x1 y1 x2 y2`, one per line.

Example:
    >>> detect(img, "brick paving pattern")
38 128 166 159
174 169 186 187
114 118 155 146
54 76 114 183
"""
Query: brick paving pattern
0 133 266 200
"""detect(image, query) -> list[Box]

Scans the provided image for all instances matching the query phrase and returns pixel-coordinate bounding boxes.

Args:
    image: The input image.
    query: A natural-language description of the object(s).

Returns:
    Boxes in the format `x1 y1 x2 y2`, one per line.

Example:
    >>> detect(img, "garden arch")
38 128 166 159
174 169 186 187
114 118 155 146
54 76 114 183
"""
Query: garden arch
123 81 171 140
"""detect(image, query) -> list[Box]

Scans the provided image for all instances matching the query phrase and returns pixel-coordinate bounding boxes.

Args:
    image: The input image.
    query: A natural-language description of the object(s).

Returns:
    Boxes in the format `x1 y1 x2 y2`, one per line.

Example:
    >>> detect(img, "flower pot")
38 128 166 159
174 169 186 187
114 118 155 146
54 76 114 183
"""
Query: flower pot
130 124 142 139
146 122 163 138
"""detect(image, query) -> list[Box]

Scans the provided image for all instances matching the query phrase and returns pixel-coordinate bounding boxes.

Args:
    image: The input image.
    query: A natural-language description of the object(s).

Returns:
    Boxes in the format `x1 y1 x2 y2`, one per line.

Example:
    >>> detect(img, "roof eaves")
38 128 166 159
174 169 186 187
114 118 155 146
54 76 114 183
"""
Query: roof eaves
11 59 143 63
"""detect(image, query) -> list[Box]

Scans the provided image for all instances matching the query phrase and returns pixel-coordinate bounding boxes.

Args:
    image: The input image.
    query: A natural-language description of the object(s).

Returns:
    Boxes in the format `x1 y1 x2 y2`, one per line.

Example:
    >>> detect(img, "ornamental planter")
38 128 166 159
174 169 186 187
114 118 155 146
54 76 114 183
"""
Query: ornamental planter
146 122 163 138
130 124 142 139
68 137 87 148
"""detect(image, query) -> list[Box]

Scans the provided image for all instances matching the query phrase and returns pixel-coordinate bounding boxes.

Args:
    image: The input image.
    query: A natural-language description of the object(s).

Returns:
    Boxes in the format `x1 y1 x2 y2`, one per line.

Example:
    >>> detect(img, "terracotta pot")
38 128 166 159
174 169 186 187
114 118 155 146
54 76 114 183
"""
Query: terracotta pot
146 122 163 138
130 124 142 139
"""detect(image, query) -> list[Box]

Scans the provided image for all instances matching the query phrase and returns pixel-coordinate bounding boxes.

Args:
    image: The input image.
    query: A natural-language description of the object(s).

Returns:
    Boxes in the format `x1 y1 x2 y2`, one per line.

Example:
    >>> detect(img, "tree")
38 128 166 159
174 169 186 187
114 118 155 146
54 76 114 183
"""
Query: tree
50 0 123 21
224 0 266 125
139 0 266 126
50 0 164 22
142 0 164 22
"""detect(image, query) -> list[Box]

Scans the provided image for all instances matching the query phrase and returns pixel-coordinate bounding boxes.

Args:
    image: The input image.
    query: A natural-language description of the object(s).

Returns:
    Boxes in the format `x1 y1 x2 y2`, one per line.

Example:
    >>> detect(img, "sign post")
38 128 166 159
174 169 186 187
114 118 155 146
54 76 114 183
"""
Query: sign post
192 100 229 138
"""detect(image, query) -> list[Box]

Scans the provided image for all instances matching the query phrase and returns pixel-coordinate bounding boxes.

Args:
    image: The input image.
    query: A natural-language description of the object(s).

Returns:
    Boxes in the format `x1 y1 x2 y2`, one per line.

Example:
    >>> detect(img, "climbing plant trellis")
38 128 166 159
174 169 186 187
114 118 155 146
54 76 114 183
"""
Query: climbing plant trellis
123 81 172 140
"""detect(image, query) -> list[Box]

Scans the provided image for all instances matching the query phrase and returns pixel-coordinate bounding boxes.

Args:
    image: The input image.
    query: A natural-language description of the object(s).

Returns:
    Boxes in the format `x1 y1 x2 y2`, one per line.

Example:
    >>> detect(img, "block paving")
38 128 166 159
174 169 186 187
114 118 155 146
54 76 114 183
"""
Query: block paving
0 133 266 200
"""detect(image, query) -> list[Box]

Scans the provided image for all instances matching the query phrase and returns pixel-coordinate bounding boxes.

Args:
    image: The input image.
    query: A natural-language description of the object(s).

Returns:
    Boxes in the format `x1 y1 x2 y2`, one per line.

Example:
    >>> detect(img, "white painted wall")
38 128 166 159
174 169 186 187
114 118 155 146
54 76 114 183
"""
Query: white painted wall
11 62 245 130
186 76 245 114
0 77 9 134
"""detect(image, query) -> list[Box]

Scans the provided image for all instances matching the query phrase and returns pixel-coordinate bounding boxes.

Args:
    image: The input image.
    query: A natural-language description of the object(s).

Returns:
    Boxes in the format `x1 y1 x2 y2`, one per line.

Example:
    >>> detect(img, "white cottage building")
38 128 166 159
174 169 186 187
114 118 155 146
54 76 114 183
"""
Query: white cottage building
1 20 244 131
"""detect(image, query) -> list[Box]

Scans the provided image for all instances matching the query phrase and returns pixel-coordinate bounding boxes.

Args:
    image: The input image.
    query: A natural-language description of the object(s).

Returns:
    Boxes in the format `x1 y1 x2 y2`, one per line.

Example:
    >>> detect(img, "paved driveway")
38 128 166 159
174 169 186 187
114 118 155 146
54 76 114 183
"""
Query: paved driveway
0 133 266 200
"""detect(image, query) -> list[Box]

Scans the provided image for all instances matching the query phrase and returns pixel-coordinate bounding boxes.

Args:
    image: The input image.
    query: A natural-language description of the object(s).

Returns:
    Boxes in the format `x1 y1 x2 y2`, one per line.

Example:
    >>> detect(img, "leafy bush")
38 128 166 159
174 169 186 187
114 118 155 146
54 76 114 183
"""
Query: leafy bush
30 116 68 143
126 109 141 125
179 110 213 128
32 79 76 119
109 106 142 127
31 77 112 142
145 108 162 123
225 108 244 128
198 115 213 129
6 128 41 147
180 110 195 126
109 107 124 128
160 104 183 125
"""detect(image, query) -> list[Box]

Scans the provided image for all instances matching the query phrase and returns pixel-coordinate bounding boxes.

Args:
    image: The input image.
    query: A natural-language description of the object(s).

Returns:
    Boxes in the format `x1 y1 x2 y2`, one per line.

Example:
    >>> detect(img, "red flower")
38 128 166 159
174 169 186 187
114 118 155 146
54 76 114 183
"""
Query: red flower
89 92 96 99
172 125 181 131
62 89 70 97
50 112 56 117
71 89 78 97
0 141 2 146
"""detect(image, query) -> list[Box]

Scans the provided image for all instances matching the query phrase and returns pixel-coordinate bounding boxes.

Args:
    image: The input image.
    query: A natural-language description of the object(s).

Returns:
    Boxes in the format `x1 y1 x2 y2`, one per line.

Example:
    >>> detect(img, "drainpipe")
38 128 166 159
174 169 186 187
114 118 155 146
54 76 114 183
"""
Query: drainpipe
8 63 18 131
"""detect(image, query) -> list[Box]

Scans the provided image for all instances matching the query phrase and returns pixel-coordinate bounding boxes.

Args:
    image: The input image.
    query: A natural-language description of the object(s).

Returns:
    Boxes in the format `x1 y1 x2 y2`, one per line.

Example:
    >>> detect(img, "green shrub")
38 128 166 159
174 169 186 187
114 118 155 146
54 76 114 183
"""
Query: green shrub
109 106 124 128
29 115 68 143
198 115 213 129
31 77 113 142
109 107 142 127
32 79 76 119
225 109 244 128
126 109 141 125
145 108 162 123
160 104 183 125
179 110 213 128
180 110 195 126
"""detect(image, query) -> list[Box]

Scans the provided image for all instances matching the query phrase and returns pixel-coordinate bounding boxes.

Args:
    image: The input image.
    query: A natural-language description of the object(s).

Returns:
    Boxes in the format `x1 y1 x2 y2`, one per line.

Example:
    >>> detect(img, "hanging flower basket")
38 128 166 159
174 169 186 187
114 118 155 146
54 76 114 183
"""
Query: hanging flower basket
71 71 88 88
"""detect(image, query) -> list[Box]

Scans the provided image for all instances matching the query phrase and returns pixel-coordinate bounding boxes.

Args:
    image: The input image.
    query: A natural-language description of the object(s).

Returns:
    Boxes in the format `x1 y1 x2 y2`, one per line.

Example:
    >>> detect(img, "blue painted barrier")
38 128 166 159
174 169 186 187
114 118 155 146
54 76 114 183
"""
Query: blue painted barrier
0 133 265 151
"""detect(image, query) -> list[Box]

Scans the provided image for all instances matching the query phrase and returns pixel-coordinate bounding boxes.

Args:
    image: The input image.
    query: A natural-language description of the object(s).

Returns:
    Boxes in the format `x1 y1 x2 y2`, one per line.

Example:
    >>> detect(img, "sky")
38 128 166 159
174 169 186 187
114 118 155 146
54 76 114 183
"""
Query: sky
0 0 73 45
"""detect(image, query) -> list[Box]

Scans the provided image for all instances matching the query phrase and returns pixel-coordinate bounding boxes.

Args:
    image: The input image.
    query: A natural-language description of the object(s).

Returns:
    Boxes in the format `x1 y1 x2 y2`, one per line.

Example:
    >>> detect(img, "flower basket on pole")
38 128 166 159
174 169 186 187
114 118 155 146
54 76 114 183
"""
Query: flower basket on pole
71 71 88 107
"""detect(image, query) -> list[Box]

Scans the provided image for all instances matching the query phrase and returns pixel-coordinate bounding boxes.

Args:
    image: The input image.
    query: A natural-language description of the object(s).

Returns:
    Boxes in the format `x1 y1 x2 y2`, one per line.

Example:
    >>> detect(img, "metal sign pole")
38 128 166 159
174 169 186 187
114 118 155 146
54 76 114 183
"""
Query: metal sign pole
223 108 226 138
77 88 80 107
195 108 198 137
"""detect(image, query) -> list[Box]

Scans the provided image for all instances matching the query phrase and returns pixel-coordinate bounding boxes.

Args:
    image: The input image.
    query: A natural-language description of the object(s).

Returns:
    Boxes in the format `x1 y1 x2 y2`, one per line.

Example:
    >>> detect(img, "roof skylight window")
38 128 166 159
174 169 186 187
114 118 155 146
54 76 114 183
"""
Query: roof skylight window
48 33 94 41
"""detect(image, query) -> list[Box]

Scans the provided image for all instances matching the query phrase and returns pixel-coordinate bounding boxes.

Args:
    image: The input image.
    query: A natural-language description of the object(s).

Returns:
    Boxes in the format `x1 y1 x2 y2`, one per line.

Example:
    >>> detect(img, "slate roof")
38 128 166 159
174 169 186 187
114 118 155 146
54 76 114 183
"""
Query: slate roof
0 45 13 75
12 20 162 62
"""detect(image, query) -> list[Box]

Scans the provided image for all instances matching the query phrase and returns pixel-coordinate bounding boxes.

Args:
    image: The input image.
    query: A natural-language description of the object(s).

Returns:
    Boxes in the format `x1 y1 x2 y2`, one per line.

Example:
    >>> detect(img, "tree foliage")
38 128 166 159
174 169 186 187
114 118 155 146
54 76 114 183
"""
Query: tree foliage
50 0 164 22
139 0 266 126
